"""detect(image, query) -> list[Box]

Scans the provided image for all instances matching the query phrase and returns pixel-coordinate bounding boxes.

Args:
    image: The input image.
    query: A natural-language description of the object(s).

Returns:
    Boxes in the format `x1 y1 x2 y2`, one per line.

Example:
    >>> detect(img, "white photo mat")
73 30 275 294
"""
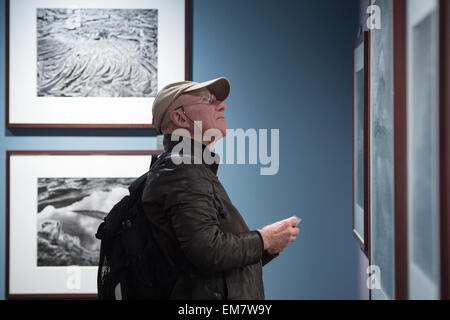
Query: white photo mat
8 0 187 126
407 0 440 300
8 153 154 296
353 39 365 244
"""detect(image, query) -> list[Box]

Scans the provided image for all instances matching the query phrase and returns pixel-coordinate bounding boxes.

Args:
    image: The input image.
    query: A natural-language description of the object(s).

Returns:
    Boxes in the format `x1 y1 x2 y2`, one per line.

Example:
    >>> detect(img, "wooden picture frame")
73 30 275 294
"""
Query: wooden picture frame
439 0 450 300
353 31 370 255
5 0 191 128
393 0 408 300
6 150 161 298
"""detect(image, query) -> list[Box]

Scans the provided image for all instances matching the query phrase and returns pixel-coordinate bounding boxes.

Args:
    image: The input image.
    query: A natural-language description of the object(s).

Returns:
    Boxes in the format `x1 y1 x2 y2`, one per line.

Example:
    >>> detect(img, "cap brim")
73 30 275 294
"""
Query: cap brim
183 77 230 101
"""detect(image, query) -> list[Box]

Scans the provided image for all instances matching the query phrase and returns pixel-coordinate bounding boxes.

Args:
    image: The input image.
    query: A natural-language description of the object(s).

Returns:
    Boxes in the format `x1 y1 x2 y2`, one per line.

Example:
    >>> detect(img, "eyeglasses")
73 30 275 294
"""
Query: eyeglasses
174 94 220 111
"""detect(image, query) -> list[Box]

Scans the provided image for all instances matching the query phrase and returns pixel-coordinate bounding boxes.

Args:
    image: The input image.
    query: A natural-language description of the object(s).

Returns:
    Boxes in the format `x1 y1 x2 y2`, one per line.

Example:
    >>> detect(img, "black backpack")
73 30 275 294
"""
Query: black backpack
95 152 178 300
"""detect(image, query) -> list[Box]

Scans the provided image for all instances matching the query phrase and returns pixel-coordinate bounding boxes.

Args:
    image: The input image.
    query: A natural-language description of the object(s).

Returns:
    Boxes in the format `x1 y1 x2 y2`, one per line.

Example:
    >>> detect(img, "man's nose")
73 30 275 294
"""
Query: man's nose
215 101 227 112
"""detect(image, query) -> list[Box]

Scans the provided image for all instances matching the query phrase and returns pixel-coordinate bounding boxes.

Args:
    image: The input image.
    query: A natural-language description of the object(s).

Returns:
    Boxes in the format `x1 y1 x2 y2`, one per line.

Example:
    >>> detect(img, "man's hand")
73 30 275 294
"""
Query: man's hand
257 216 300 254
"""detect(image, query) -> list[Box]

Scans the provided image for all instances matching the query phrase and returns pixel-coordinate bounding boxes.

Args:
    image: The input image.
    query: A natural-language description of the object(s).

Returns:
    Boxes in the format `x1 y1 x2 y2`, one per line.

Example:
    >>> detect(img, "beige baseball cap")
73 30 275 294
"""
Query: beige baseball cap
152 77 230 131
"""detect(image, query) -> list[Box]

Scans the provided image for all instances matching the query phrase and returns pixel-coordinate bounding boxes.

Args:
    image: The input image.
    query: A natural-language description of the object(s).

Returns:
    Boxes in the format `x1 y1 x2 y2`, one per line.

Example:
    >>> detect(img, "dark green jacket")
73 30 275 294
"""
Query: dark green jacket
141 134 278 300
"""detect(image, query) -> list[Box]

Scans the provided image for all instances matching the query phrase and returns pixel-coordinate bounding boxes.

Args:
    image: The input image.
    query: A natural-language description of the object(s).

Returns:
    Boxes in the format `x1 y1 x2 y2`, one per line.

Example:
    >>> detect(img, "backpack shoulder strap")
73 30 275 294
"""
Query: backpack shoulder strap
128 152 167 198
128 172 148 199
149 152 177 170
150 154 159 170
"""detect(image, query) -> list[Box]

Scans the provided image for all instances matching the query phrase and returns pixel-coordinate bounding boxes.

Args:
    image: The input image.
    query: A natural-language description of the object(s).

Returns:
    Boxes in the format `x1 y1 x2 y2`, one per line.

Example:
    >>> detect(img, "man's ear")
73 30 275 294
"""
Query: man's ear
169 109 190 129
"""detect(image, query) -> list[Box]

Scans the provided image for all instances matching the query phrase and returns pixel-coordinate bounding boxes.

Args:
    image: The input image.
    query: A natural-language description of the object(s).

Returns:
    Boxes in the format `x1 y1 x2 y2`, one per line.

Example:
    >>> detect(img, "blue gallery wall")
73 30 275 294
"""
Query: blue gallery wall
0 0 359 299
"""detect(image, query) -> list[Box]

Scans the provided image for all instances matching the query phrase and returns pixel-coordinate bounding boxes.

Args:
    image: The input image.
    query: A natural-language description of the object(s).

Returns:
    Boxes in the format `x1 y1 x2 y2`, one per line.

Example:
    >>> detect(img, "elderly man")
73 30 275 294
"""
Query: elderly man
141 77 299 300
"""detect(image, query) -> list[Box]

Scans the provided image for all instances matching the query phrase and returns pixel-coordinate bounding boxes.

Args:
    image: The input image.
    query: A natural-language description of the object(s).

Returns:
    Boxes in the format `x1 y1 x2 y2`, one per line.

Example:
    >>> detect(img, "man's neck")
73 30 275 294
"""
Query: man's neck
168 131 215 151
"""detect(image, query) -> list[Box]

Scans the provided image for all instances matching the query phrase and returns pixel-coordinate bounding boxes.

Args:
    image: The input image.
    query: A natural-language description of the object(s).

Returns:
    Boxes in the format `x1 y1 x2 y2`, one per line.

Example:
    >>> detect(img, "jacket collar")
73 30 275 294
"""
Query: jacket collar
163 134 220 176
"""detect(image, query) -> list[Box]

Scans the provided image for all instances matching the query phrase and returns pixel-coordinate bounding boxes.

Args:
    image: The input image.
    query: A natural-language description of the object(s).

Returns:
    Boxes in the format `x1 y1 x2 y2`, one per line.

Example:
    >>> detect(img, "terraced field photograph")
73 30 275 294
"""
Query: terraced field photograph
37 8 158 97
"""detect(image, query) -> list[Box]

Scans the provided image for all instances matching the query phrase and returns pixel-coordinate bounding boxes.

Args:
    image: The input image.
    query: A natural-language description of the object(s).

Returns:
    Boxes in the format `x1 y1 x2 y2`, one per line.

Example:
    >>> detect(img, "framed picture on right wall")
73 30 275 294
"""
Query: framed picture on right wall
406 0 440 300
353 31 370 254
369 0 395 301
357 0 450 300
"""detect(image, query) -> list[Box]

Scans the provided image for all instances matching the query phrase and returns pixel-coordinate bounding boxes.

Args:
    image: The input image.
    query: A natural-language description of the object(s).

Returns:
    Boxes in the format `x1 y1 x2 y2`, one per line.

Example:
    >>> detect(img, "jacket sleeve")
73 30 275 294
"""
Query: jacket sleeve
262 251 279 266
159 164 263 272
254 230 280 266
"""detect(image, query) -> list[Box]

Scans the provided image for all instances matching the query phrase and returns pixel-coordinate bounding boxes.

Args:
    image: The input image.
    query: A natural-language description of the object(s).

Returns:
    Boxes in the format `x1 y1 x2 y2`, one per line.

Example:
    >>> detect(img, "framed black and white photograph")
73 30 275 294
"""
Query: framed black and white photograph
406 0 440 300
6 150 160 298
6 0 190 128
37 177 136 267
368 0 395 300
352 31 369 254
